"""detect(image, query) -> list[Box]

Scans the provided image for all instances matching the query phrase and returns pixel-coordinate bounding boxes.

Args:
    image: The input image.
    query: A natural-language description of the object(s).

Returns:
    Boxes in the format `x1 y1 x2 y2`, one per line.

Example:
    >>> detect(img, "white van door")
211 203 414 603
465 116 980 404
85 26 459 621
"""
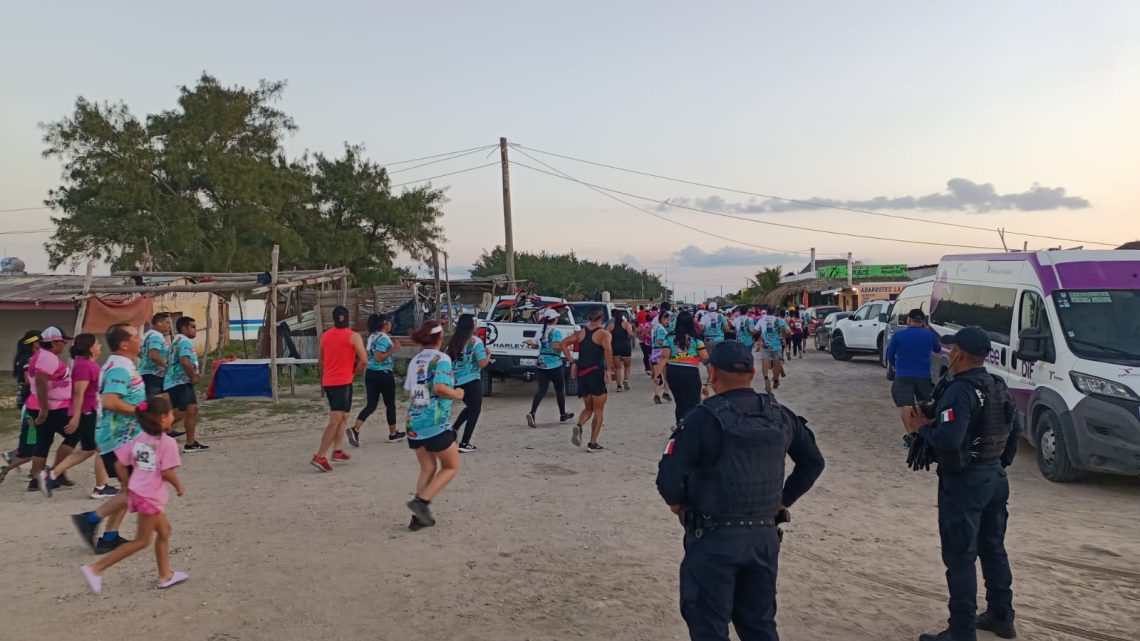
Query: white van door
1009 289 1056 415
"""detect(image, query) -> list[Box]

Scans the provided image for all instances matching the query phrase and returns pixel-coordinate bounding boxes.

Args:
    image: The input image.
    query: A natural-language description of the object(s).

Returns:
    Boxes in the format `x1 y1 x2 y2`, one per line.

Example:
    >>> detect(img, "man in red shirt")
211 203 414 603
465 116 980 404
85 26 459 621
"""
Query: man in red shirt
312 307 367 472
636 305 649 326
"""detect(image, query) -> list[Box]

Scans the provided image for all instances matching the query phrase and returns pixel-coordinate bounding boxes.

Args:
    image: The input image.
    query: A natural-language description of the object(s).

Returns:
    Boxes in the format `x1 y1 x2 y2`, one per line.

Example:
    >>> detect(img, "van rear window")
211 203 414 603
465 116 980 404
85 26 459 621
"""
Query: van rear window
930 283 1016 344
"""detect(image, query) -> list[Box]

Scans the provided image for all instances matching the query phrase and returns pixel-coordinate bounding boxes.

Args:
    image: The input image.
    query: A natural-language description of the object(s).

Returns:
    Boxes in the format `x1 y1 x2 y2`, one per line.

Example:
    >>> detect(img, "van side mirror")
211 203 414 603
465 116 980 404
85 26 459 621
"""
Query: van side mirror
1014 328 1050 364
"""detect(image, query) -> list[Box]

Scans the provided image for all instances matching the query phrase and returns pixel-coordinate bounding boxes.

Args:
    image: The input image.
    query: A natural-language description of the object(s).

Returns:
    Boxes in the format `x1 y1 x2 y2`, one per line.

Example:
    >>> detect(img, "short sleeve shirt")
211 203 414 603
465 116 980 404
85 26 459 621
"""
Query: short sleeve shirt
664 335 705 367
69 357 102 414
701 313 726 341
138 330 169 377
366 332 395 372
403 350 454 441
117 432 180 506
30 349 72 410
760 318 789 350
96 355 146 454
653 324 669 349
163 334 198 390
538 327 565 369
453 338 488 386
734 316 756 347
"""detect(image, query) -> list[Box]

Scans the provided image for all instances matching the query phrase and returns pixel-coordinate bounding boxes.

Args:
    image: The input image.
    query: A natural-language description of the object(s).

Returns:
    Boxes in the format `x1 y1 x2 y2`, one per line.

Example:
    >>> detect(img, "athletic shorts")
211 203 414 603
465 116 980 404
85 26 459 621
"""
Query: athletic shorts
128 491 163 516
612 344 632 358
891 377 935 408
759 348 783 362
408 429 455 452
100 450 133 482
166 383 198 411
143 374 165 398
324 384 353 413
15 409 35 458
577 368 608 398
75 411 97 451
650 348 665 365
33 408 78 458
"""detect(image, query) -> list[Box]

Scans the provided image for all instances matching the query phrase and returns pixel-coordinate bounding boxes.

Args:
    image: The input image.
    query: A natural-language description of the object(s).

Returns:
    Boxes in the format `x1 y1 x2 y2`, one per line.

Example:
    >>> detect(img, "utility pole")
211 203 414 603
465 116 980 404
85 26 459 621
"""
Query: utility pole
500 137 516 284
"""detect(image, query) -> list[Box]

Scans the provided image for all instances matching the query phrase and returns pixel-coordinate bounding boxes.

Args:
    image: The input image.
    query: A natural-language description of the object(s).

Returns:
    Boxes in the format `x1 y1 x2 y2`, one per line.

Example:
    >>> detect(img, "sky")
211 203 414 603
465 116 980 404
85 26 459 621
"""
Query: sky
2 1 1138 301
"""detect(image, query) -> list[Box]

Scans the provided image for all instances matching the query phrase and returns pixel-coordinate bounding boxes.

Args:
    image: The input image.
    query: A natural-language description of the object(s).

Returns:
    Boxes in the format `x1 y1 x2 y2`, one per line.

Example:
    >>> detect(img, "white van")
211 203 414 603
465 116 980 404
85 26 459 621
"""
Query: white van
928 250 1140 482
883 276 935 377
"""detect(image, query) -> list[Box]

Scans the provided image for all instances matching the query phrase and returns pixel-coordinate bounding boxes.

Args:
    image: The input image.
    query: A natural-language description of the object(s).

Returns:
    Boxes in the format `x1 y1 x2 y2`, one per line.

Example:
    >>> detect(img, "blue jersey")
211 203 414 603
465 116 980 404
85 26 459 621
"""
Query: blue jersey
162 334 197 389
453 338 488 386
403 350 455 441
138 329 168 377
538 326 565 369
96 355 145 454
365 332 395 372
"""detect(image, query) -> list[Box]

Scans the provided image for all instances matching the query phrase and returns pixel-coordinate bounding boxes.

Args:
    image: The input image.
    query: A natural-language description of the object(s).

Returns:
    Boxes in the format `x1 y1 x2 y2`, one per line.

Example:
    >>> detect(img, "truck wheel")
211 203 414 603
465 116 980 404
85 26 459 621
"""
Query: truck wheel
878 334 887 368
831 334 853 361
1035 409 1084 482
565 369 578 396
886 361 896 381
480 370 493 398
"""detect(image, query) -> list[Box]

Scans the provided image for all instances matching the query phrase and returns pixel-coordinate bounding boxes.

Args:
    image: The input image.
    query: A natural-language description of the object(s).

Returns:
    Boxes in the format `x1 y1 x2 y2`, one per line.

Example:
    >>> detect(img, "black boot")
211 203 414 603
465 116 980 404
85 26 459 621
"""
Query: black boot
918 629 973 641
976 612 1016 639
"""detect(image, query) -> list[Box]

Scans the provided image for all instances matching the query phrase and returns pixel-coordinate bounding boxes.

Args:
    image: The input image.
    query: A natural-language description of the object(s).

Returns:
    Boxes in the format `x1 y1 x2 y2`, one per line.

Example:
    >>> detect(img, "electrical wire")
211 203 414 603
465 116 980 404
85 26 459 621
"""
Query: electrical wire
382 144 497 167
390 162 498 188
0 206 51 213
508 149 1007 251
511 143 1115 248
0 228 55 236
387 145 499 174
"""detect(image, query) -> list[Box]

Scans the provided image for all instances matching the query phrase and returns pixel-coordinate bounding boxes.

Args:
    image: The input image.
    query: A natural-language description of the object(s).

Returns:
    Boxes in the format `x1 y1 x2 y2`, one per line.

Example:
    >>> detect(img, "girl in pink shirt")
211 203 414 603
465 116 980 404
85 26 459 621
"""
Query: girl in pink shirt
81 396 187 593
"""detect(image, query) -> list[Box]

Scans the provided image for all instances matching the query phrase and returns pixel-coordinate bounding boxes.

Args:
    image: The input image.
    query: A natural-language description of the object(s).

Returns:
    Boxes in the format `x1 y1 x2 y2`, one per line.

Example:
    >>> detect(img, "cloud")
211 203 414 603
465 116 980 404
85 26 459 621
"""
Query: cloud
659 179 1090 214
617 254 642 268
672 245 801 268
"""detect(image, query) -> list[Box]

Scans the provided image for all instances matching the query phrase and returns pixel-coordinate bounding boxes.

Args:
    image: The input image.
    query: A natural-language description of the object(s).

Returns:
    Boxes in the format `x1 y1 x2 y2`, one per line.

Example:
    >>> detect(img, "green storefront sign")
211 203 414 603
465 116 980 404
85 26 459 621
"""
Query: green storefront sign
816 264 908 279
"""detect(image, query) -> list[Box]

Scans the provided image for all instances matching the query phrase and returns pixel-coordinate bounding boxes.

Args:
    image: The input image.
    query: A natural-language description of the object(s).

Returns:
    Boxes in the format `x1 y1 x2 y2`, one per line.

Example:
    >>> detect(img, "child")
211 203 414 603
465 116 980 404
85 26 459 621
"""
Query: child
81 396 186 593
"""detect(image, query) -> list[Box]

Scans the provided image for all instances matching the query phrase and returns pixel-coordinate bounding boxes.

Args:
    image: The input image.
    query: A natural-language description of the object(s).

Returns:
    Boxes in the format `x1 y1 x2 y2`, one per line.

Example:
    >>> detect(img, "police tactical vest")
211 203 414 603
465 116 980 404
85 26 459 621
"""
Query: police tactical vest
688 393 794 520
936 374 1015 473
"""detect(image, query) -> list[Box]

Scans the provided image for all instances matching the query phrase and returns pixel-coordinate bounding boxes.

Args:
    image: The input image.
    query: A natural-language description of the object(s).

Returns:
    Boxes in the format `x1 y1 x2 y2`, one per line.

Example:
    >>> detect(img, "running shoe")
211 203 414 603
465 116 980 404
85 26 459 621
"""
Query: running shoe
587 442 605 453
571 424 583 447
38 467 59 498
168 431 185 439
781 370 787 378
623 380 631 391
2 449 16 465
81 565 102 594
26 478 38 492
654 395 662 405
560 412 575 423
311 456 332 473
57 472 75 487
773 378 780 390
90 485 119 499
615 385 623 393
458 442 477 453
95 535 132 555
346 427 360 448
71 513 99 551
406 498 435 526
183 442 210 453
331 450 351 462
526 413 537 429
387 431 407 443
156 571 189 589
662 393 673 402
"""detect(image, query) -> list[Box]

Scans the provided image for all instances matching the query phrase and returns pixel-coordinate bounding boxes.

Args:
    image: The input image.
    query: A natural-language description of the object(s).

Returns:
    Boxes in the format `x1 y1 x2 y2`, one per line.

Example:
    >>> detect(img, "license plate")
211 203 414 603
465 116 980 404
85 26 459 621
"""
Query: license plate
520 358 537 367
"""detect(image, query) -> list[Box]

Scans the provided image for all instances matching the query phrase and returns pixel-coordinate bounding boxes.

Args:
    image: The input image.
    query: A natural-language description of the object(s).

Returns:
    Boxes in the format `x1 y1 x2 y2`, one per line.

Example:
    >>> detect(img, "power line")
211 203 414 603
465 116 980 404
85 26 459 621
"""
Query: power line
0 206 51 214
0 228 54 236
387 145 498 175
508 151 1007 252
382 144 497 167
511 143 1115 248
390 162 499 188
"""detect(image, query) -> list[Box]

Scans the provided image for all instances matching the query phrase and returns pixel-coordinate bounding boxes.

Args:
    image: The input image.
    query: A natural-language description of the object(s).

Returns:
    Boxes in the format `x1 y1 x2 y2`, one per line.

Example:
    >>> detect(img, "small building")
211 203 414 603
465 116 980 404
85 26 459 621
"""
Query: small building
766 260 913 311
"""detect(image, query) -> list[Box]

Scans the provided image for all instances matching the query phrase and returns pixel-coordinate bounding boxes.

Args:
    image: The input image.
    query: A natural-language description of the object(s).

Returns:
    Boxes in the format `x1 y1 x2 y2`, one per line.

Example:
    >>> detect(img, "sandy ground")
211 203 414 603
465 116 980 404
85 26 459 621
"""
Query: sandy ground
2 350 1138 641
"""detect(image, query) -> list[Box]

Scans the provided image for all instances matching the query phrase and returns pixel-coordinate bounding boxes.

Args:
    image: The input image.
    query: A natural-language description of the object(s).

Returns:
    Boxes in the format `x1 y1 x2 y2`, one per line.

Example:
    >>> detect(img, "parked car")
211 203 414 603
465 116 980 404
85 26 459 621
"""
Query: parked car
830 300 892 362
567 301 616 327
805 305 842 335
477 295 578 396
814 311 851 351
882 277 935 379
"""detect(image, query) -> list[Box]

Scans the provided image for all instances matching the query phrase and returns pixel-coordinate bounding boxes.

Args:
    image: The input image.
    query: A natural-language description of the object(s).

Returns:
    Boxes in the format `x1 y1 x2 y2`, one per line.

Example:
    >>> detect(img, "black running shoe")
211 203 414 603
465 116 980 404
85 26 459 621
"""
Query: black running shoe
662 393 673 402
346 427 360 448
560 412 575 423
183 442 210 453
587 442 605 453
387 431 406 443
406 498 435 526
408 515 435 531
71 513 99 552
95 535 132 555
27 478 38 492
526 413 537 429
458 442 477 453
57 472 76 487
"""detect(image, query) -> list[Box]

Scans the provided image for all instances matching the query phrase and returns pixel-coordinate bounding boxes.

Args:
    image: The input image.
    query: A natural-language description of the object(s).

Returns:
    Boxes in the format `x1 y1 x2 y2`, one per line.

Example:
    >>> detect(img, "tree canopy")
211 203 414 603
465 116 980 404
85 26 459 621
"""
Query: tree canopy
470 247 669 301
727 266 783 303
41 74 443 285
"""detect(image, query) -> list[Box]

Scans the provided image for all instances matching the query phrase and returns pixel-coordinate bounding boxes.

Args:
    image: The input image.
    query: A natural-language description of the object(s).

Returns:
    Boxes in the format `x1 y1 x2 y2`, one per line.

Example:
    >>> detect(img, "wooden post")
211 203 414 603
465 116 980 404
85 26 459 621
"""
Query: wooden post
73 262 95 336
500 137 516 284
269 245 280 403
237 293 249 358
202 296 213 375
433 248 442 323
443 251 455 328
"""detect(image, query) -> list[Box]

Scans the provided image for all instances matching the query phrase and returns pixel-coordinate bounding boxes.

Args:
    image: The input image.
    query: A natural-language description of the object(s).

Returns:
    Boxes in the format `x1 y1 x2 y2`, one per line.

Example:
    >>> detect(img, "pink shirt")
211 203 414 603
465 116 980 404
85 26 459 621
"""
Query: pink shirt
69 357 101 415
26 349 72 411
116 432 181 507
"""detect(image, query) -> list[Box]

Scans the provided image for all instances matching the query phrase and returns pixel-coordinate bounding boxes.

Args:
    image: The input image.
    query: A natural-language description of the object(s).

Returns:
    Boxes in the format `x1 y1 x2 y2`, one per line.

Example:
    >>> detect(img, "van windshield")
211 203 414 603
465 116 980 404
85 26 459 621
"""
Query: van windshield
1053 290 1140 362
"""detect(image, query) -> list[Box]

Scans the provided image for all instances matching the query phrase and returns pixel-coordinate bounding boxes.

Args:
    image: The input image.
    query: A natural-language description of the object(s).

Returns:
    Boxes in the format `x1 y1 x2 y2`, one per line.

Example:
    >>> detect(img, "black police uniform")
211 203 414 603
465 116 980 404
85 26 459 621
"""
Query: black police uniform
656 388 825 641
918 367 1021 641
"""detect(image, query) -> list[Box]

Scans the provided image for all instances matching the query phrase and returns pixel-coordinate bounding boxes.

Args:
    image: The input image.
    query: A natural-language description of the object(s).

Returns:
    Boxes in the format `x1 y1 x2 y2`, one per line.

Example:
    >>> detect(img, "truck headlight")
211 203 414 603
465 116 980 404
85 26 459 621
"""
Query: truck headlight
1070 372 1140 401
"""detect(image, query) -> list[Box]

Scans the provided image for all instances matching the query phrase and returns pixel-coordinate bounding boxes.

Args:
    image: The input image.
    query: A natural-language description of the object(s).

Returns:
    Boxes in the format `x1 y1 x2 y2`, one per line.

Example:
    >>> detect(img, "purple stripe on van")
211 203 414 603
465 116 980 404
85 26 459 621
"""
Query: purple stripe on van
1054 261 1140 292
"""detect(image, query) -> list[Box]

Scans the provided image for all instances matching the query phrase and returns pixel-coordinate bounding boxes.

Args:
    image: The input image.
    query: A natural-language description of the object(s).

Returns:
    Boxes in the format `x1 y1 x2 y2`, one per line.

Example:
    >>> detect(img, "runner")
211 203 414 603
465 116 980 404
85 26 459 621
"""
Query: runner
527 308 575 427
446 313 490 453
1 331 41 485
38 333 117 498
637 312 655 376
80 395 187 594
139 313 171 398
758 309 790 392
699 302 727 354
606 309 634 392
789 307 806 360
28 326 77 491
564 307 613 452
636 305 648 326
403 321 465 530
660 311 710 426
71 323 146 554
162 317 209 453
311 306 366 473
348 313 404 447
651 310 674 404
732 305 758 358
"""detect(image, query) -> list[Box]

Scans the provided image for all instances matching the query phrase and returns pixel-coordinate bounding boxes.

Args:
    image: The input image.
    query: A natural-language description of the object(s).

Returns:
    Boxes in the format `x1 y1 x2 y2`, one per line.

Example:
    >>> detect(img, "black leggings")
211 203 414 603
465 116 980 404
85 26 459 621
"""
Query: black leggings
791 334 804 356
666 365 703 426
452 379 484 444
531 366 567 416
357 369 397 426
640 344 653 373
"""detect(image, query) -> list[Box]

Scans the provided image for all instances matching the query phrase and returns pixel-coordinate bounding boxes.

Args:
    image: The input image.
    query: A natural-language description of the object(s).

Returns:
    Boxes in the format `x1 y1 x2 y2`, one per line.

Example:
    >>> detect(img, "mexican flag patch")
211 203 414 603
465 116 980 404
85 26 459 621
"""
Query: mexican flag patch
940 408 955 423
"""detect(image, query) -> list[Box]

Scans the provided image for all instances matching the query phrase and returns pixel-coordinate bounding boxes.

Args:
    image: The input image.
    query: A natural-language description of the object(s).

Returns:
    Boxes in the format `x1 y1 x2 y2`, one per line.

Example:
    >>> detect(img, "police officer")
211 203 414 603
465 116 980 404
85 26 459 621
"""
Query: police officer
903 326 1020 641
656 341 825 641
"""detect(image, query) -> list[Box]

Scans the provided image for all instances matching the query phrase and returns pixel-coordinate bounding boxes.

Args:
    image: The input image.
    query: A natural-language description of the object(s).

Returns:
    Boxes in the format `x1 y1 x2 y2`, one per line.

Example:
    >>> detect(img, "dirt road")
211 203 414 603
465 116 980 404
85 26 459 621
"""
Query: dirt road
2 351 1137 640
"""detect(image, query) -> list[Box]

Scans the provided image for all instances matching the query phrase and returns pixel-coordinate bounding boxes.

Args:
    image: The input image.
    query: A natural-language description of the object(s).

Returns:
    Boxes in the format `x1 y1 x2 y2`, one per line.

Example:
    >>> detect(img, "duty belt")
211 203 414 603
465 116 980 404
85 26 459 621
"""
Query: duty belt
692 514 776 538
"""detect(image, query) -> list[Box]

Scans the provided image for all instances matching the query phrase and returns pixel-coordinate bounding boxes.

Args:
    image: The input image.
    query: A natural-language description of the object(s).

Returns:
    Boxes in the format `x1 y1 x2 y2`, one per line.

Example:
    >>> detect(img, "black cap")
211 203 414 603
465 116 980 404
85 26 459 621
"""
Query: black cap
941 326 991 357
907 308 927 322
709 340 755 373
332 306 350 329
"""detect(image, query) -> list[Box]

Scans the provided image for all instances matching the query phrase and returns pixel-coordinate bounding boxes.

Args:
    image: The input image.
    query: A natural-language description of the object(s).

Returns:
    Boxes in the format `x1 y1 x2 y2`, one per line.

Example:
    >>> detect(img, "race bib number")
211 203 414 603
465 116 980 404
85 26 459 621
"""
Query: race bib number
411 383 430 407
133 441 158 473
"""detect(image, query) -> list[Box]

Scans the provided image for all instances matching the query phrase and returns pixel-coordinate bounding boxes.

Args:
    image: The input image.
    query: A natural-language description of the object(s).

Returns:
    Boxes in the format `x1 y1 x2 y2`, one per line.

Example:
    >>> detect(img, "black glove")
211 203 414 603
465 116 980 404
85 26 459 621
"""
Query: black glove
906 433 934 472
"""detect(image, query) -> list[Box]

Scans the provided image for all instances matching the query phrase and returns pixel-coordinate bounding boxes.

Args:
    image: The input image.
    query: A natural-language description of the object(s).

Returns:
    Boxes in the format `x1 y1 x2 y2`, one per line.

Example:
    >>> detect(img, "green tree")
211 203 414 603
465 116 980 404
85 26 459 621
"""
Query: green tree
471 247 669 300
41 74 444 285
729 266 783 303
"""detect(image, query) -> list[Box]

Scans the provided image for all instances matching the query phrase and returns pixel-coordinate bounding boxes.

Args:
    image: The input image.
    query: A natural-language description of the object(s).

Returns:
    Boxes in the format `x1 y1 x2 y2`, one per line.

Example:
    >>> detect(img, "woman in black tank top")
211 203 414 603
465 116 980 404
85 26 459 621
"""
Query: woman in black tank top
566 306 612 453
606 310 634 392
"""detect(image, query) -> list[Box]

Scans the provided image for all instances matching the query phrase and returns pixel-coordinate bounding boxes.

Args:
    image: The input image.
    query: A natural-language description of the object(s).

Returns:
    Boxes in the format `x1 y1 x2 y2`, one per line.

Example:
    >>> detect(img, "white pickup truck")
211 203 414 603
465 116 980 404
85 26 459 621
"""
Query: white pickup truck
477 295 579 396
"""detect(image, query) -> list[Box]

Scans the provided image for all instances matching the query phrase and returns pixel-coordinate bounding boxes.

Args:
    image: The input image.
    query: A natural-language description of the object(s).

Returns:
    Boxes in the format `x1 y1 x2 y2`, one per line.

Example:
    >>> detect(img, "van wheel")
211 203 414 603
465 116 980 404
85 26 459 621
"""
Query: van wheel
831 335 853 361
480 370 493 398
565 369 578 396
1035 409 1083 483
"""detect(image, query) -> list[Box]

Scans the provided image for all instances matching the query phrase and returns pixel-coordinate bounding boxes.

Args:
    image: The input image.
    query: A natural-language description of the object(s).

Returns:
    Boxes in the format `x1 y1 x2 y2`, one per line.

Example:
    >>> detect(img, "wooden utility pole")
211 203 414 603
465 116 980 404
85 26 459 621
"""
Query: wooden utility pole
73 262 95 336
269 245 280 403
433 248 442 323
500 137 516 284
443 251 455 329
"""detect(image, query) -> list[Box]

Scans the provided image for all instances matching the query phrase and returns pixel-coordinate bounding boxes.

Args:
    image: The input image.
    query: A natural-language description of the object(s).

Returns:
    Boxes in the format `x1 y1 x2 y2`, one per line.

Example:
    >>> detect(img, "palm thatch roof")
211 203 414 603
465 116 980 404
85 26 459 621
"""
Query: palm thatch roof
762 276 910 307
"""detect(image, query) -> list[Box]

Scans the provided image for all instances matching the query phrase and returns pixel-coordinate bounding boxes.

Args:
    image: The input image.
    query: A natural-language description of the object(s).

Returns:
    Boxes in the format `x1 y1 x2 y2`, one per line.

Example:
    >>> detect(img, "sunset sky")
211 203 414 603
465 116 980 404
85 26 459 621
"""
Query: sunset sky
2 1 1137 300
